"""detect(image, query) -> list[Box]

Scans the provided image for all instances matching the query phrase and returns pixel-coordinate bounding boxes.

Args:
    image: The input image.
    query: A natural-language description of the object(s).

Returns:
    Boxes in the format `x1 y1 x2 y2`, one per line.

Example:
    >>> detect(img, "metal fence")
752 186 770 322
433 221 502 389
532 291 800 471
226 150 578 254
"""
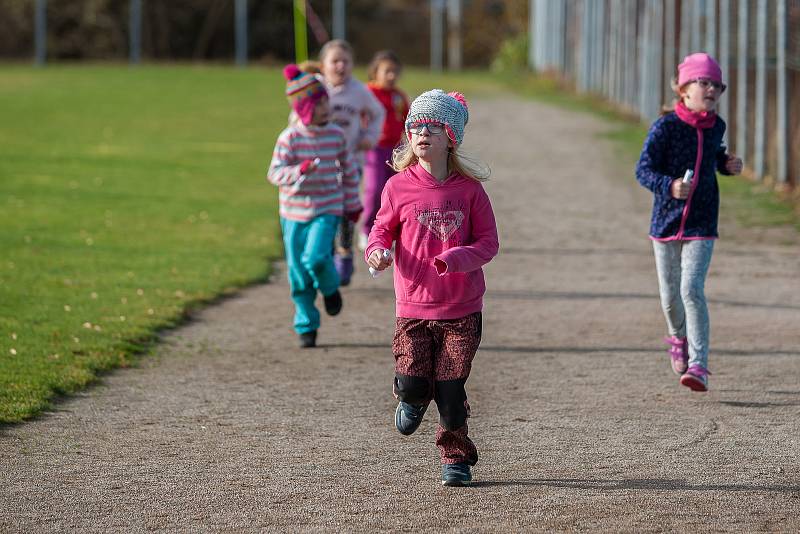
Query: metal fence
530 0 797 187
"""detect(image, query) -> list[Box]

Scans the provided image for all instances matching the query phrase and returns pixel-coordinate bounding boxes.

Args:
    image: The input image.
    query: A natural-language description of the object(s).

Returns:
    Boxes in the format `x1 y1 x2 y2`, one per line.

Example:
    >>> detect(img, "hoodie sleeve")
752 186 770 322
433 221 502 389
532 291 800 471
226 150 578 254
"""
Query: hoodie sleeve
434 186 499 274
359 84 387 148
636 119 675 197
339 139 362 213
364 182 399 263
267 131 306 186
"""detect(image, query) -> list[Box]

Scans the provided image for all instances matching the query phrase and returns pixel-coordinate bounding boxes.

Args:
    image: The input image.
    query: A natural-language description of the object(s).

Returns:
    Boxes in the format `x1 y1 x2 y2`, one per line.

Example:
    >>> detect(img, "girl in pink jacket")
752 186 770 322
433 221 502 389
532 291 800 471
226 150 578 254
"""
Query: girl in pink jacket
365 89 499 487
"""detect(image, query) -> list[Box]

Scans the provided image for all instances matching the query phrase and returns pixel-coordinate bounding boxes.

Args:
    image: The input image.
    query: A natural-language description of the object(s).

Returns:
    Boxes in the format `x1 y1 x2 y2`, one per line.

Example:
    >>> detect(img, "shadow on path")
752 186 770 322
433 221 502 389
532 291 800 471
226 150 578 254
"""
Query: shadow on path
348 287 800 311
502 246 797 259
718 400 800 408
326 342 798 358
472 478 800 493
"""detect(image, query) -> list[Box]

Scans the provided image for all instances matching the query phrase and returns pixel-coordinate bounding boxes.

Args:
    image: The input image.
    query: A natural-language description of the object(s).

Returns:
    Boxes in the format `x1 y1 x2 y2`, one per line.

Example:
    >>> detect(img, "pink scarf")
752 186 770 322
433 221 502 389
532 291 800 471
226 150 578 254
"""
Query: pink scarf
675 101 717 129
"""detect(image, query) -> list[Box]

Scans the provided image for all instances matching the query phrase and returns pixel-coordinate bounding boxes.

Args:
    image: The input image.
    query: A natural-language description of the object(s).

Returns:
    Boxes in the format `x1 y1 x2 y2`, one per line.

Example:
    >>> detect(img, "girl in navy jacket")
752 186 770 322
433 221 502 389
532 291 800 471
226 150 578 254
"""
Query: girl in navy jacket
636 53 743 392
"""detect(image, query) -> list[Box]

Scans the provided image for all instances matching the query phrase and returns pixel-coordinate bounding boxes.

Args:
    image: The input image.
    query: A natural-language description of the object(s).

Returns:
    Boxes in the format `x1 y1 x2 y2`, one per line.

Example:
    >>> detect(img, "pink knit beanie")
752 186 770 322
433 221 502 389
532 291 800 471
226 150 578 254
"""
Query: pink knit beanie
283 64 327 126
677 53 723 87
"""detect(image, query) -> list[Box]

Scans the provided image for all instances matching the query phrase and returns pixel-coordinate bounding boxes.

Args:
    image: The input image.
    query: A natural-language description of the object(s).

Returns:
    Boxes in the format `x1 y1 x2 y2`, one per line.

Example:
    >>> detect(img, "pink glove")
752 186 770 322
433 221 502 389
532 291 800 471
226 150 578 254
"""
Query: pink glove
299 159 314 174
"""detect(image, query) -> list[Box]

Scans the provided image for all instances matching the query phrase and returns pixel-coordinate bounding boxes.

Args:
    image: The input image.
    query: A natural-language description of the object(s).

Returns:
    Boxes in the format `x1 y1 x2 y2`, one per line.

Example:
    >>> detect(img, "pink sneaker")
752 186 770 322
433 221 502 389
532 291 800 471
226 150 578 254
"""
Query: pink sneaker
664 336 688 375
680 364 711 392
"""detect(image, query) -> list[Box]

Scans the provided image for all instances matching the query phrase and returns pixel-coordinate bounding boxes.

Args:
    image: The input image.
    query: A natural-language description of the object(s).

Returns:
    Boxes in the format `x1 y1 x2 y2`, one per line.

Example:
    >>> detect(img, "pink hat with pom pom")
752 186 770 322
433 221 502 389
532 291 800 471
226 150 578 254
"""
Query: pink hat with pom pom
405 89 469 145
283 64 327 125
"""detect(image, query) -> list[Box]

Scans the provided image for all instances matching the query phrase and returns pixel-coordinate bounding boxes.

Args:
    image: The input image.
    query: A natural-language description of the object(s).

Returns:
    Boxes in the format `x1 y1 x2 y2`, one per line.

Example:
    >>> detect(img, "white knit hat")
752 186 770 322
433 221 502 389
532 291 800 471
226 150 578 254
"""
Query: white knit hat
405 89 469 145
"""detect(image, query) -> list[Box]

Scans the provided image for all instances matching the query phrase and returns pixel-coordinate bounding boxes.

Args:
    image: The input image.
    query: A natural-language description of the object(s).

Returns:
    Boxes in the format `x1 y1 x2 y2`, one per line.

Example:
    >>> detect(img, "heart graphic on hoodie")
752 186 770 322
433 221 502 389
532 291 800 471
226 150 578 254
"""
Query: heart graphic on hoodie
417 210 464 241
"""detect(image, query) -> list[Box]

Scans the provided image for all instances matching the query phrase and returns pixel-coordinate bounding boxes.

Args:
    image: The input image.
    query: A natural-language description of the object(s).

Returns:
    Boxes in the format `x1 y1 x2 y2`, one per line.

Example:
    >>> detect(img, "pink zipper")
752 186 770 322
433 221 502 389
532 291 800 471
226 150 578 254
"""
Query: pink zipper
676 128 704 239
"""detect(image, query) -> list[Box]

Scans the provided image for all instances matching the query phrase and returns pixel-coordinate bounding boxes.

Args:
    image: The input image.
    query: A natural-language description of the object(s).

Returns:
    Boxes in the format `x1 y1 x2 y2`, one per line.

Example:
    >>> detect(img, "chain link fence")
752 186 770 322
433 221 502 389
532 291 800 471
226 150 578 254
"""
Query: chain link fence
531 0 796 187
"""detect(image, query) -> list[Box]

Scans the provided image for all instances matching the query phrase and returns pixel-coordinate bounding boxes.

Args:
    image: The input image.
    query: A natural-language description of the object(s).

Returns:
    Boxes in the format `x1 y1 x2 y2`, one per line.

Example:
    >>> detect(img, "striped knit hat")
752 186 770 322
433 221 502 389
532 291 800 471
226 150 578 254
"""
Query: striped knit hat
405 89 469 145
283 64 327 126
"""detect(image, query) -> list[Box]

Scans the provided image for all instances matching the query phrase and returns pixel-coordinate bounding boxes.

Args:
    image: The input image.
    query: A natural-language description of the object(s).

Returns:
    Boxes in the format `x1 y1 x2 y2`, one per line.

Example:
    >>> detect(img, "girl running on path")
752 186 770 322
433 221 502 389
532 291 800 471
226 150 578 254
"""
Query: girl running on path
319 39 385 286
267 65 362 348
366 90 499 486
359 50 410 251
636 52 743 392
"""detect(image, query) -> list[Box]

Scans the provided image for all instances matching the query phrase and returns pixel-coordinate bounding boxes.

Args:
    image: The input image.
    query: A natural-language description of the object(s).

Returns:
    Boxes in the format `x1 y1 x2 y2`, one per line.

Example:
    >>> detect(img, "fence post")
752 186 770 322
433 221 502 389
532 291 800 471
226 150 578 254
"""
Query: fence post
594 2 605 92
625 0 637 111
776 0 787 184
578 0 590 91
664 0 676 106
754 0 767 180
652 0 664 120
544 1 555 70
447 0 462 70
559 0 565 74
608 0 616 101
679 0 690 59
719 0 730 143
638 2 649 119
641 1 650 117
736 0 748 162
690 0 702 53
555 0 563 71
235 0 248 66
332 0 346 40
538 0 548 70
129 0 141 64
34 0 46 66
292 0 307 63
530 0 538 70
430 0 444 71
705 0 716 57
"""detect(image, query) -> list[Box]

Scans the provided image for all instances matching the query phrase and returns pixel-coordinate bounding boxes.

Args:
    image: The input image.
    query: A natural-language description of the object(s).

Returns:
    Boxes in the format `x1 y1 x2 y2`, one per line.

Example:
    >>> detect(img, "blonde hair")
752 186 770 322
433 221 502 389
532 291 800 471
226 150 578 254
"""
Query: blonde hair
297 60 321 74
661 75 686 115
390 139 491 182
319 39 354 62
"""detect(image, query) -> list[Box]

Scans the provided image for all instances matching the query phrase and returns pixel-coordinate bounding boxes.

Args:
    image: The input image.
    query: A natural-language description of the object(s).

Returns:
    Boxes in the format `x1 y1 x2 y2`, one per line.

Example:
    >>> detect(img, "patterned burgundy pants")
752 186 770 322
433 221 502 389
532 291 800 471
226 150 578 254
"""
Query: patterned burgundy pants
392 312 482 465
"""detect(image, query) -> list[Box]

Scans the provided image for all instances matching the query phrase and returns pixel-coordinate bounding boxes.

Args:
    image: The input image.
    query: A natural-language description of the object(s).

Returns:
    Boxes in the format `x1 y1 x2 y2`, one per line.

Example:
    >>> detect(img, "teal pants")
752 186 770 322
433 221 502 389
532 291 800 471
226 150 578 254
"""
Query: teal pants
280 215 341 334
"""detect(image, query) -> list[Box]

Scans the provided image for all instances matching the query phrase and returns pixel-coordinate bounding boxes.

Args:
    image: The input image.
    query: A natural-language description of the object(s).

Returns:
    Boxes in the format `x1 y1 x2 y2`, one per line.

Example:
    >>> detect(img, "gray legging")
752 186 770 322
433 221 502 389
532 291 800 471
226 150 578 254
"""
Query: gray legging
652 240 715 370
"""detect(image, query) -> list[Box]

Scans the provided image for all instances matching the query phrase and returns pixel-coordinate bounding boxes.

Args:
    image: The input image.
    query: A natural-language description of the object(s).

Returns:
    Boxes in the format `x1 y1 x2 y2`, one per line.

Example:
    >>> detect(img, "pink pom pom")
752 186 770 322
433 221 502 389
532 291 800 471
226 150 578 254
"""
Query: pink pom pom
283 64 301 81
448 91 468 111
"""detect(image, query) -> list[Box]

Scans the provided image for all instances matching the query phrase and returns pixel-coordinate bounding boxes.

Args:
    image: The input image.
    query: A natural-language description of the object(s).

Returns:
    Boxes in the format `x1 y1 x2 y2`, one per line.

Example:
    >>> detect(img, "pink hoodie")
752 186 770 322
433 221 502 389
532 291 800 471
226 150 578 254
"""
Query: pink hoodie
365 163 499 320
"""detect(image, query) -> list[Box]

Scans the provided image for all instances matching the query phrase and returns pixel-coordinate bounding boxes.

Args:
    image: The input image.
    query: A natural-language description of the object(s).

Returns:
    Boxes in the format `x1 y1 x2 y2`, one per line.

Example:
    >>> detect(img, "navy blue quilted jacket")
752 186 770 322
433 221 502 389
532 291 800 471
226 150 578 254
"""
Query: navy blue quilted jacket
636 112 732 240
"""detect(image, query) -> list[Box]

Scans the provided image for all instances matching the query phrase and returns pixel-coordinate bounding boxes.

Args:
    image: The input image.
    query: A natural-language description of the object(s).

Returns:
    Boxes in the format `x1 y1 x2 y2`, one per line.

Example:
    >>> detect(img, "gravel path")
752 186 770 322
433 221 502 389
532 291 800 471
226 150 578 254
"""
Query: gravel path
2 96 799 532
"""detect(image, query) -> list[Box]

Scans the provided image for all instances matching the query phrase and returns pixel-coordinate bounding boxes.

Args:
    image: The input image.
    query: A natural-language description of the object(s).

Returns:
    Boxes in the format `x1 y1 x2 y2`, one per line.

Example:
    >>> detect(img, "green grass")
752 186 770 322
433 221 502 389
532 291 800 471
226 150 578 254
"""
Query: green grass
0 65 294 423
495 70 800 233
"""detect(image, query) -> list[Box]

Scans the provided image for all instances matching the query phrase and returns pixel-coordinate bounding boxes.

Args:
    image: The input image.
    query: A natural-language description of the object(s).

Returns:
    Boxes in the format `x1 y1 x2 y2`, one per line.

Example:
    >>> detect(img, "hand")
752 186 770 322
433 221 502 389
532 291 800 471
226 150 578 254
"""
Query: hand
367 249 393 271
357 139 374 151
725 154 743 175
345 210 361 223
670 178 691 199
299 158 320 174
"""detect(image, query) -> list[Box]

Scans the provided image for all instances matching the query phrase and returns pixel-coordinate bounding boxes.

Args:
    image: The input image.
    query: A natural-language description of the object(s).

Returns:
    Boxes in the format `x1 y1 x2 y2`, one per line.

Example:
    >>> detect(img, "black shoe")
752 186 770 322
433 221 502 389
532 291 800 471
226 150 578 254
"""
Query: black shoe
441 463 472 487
395 401 428 435
298 330 317 348
323 290 342 316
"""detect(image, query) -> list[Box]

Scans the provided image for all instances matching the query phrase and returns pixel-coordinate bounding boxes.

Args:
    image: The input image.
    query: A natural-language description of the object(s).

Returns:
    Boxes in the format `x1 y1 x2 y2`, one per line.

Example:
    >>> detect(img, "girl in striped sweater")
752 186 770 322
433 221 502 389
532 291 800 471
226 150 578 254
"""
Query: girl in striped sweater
267 64 362 348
